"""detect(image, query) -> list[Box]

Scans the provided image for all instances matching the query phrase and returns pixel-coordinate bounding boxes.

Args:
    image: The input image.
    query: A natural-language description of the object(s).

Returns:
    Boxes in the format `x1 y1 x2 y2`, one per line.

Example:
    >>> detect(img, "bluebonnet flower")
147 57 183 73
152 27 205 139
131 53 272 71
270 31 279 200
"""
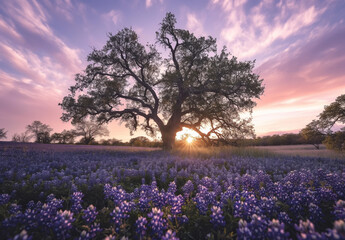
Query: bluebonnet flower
12 230 32 240
71 191 84 213
267 219 290 239
331 220 345 239
167 181 177 194
0 193 10 205
259 196 277 217
77 223 102 240
26 201 35 209
295 219 324 240
9 203 22 214
138 194 150 212
334 200 345 220
135 216 148 237
308 203 323 226
162 229 179 240
248 214 268 240
278 212 292 226
83 204 98 224
148 207 167 238
170 195 184 216
52 210 75 239
104 184 127 205
182 180 194 199
237 219 252 239
110 201 134 232
234 192 260 220
210 206 225 228
193 185 216 214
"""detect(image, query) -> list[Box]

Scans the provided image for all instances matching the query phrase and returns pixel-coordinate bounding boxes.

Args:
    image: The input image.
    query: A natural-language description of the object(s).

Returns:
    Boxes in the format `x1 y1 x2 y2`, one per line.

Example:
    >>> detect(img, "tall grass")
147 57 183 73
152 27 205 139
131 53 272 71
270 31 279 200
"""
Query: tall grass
172 145 276 159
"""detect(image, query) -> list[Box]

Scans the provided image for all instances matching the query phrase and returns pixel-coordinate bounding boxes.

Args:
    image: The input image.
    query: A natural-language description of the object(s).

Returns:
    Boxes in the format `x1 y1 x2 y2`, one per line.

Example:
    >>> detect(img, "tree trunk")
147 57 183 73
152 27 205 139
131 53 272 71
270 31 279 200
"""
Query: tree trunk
161 127 177 151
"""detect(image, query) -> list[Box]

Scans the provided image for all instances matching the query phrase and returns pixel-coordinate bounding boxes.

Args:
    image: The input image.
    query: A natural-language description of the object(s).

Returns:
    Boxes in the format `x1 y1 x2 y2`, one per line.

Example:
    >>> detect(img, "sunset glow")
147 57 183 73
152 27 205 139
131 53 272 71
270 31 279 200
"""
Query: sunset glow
186 136 194 144
0 0 344 141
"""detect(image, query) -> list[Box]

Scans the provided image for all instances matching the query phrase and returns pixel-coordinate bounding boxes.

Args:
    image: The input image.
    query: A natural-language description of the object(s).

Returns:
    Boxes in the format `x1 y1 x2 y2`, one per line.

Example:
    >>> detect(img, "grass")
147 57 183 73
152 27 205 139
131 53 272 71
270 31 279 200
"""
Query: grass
173 144 345 160
255 144 345 159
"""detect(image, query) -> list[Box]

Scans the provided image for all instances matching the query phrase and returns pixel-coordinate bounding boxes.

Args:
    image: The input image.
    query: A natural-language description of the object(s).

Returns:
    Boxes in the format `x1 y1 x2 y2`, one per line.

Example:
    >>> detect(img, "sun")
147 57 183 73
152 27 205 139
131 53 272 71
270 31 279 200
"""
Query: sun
186 136 194 144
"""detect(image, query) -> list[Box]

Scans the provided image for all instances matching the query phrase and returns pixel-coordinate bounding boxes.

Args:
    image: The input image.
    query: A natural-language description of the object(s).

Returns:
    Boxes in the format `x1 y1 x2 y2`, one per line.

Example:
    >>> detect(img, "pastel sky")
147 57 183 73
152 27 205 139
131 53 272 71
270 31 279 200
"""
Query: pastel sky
0 0 345 141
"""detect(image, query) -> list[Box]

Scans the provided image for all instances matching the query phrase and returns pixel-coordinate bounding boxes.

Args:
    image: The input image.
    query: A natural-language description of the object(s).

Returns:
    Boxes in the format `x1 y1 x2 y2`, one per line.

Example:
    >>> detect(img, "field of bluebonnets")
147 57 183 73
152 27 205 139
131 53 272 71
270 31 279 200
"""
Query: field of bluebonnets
1 143 345 240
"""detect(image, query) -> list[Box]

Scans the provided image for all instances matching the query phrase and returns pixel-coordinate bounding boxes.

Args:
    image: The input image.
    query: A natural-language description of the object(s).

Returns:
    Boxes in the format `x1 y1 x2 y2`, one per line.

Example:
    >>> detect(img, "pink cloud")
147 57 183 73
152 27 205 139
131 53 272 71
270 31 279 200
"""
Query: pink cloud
252 26 345 135
256 26 345 108
102 10 121 25
212 0 327 59
186 13 205 37
2 0 82 75
0 16 22 41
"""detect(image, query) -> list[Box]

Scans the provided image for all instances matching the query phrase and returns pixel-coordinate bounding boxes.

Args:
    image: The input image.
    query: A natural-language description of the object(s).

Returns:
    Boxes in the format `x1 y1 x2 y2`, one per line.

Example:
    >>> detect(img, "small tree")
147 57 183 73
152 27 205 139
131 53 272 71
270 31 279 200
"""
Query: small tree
26 121 53 143
51 130 77 144
60 13 264 150
0 128 7 140
300 120 325 149
12 132 31 142
74 120 109 145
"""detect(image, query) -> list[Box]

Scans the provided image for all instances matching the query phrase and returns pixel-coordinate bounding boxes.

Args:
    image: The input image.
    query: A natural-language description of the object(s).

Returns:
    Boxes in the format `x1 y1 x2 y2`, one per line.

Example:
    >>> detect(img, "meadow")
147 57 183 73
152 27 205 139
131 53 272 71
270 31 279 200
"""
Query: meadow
0 142 345 239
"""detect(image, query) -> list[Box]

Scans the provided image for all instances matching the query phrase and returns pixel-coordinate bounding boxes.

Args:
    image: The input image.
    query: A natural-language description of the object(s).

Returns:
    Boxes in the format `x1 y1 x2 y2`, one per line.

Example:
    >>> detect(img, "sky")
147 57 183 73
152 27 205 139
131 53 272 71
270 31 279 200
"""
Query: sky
0 0 345 142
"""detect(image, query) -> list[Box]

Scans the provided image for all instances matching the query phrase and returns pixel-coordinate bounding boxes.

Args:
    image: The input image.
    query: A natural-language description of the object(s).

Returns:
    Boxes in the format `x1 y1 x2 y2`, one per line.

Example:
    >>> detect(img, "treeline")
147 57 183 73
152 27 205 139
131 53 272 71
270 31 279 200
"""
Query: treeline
234 133 307 146
1 120 162 148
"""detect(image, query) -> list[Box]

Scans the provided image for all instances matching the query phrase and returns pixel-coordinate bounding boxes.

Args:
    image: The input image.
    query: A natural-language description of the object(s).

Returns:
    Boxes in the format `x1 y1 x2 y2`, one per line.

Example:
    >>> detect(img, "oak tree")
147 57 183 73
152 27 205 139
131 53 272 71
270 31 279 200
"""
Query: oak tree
60 13 264 150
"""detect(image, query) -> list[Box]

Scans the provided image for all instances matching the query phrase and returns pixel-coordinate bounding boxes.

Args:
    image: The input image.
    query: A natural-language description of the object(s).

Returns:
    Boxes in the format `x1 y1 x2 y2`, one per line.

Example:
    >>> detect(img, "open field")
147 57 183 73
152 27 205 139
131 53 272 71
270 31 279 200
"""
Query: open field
255 144 345 159
0 142 345 239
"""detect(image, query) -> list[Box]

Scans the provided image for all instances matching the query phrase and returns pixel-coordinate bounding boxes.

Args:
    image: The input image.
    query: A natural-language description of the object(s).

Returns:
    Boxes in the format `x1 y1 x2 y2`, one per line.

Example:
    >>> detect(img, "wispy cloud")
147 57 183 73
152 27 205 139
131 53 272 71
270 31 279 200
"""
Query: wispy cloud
103 10 121 25
186 13 205 37
1 0 82 75
252 25 345 134
211 0 327 60
145 0 163 8
257 25 345 108
0 16 22 41
0 0 83 137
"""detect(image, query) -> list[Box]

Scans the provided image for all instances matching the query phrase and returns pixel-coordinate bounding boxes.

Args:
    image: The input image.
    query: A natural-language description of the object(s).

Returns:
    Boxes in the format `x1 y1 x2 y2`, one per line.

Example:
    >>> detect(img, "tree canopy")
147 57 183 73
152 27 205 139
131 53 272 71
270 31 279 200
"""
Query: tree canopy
60 13 264 150
318 94 345 130
26 121 53 143
73 120 109 145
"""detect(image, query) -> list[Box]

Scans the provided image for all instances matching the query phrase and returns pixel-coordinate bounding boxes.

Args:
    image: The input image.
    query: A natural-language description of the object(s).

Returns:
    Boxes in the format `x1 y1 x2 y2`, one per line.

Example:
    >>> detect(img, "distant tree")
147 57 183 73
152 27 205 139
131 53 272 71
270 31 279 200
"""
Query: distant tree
99 138 123 146
51 130 77 144
26 121 53 143
12 132 31 142
74 120 109 145
60 12 264 150
300 120 326 149
129 136 150 147
0 128 7 140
